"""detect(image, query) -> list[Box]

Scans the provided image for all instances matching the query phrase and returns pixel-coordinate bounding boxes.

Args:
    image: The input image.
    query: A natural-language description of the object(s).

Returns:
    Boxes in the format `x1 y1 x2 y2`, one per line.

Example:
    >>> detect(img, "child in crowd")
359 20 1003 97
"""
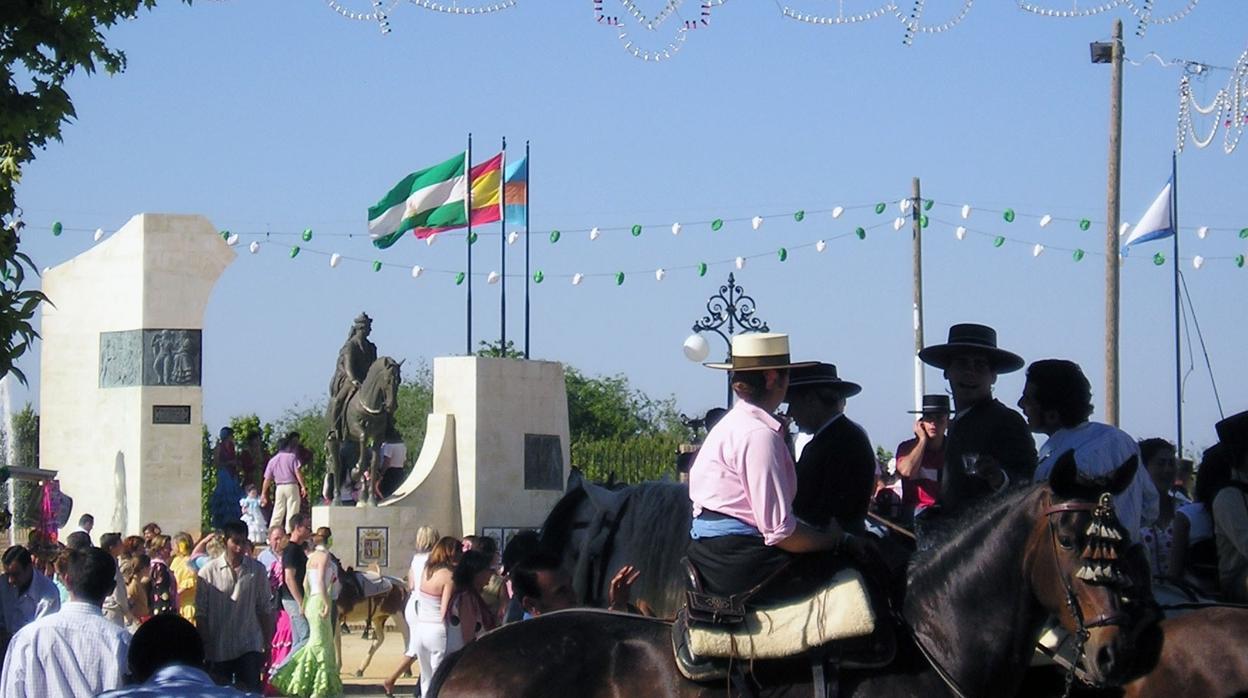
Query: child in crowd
241 483 267 544
125 553 153 622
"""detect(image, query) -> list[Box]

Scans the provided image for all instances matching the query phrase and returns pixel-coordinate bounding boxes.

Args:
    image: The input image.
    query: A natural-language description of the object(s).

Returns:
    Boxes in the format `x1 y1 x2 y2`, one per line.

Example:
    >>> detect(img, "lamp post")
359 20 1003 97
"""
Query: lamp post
683 273 770 407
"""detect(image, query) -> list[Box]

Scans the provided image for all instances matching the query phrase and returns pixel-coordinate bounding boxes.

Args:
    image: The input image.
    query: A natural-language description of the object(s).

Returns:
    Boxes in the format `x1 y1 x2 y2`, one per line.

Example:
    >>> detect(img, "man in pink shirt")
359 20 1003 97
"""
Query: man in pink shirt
260 432 308 533
687 333 867 603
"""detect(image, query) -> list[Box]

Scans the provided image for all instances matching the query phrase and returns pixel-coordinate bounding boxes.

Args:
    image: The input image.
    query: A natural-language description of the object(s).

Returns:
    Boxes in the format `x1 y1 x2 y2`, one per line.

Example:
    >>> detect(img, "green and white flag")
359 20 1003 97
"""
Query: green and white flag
370 151 468 248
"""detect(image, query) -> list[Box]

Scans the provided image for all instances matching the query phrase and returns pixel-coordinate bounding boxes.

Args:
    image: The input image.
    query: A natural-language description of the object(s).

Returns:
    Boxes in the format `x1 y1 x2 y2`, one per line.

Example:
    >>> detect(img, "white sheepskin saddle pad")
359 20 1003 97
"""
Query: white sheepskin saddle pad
358 571 394 597
687 568 876 660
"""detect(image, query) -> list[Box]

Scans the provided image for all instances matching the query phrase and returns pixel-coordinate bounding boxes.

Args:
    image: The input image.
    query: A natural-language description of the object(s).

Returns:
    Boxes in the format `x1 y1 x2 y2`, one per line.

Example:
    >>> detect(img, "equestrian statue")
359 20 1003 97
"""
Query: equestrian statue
325 313 402 506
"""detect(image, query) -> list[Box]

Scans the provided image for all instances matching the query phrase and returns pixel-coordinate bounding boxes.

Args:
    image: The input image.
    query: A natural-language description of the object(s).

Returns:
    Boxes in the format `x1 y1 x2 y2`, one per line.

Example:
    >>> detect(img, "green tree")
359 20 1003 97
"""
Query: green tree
1 1 190 383
200 425 214 530
12 403 38 468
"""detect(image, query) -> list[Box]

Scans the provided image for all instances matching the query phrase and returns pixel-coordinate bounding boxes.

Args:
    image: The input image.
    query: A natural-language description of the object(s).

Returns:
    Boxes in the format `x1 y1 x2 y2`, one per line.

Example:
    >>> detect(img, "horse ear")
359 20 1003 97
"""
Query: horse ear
567 468 584 492
1048 449 1080 499
1105 454 1138 496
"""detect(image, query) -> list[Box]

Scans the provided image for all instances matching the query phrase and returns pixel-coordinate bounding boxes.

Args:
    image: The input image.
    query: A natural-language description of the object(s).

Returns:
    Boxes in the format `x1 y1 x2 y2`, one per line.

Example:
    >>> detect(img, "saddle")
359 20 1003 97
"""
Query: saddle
673 558 895 697
356 569 395 597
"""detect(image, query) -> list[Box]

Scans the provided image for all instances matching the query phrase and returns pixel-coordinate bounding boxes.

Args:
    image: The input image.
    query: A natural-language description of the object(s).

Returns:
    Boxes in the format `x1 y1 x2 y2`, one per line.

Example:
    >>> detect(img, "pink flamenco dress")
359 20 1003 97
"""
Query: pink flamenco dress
270 559 342 697
264 558 294 696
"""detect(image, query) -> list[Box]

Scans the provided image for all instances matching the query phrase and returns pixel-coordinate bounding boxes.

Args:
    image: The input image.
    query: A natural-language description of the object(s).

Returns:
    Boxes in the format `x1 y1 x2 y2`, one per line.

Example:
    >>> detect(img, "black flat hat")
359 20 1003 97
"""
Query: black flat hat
785 362 862 399
919 323 1024 374
1215 410 1248 457
908 394 953 415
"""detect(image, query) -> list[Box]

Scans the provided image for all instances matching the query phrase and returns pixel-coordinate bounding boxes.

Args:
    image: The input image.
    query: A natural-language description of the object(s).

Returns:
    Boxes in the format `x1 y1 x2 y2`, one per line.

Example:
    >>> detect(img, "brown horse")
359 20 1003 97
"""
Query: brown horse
1117 606 1248 697
336 570 410 676
430 453 1145 697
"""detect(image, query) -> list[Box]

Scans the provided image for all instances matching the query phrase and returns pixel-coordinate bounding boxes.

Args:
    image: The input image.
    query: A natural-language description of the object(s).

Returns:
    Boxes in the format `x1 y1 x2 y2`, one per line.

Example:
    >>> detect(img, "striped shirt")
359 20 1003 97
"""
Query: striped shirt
0 601 131 698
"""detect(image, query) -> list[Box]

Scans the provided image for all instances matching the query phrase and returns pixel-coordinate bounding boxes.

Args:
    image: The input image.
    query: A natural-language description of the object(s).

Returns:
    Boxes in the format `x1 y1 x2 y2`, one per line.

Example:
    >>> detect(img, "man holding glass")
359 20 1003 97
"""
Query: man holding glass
919 324 1037 515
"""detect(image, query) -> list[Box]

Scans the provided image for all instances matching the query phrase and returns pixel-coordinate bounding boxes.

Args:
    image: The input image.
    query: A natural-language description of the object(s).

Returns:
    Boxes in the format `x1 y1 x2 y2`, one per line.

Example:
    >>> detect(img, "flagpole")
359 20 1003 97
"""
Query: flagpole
467 133 474 355
500 136 507 354
524 139 531 360
1172 150 1182 459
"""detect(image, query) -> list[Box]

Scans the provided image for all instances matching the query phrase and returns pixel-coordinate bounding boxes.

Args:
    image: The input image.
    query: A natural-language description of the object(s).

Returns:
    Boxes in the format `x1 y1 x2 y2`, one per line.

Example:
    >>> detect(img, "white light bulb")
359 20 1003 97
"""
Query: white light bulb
683 334 710 362
589 227 600 241
411 265 423 278
751 216 763 230
425 234 438 246
226 233 240 246
249 241 260 254
571 273 584 285
1039 214 1053 228
893 217 905 231
94 228 105 241
487 271 500 284
815 240 827 253
899 198 912 213
831 206 844 219
1119 222 1130 236
330 253 342 268
1033 244 1045 257
1193 255 1205 269
671 222 682 236
735 256 746 270
961 204 972 219
507 231 519 245
655 268 666 281
1197 226 1208 239
955 226 967 240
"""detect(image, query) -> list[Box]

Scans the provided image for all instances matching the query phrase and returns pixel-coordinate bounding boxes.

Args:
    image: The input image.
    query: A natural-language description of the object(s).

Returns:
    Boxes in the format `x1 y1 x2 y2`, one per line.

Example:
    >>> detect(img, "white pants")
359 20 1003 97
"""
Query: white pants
271 483 301 532
416 620 448 695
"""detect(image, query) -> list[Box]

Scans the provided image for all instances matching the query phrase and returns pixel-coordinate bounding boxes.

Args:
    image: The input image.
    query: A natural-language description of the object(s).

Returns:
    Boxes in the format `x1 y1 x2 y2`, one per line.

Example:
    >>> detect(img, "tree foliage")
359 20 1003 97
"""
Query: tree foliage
1 1 187 383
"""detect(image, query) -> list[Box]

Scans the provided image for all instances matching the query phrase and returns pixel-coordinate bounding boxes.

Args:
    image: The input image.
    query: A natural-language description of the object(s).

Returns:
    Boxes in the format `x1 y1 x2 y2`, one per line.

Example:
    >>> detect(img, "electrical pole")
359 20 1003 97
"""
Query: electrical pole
1104 19 1124 427
912 177 925 412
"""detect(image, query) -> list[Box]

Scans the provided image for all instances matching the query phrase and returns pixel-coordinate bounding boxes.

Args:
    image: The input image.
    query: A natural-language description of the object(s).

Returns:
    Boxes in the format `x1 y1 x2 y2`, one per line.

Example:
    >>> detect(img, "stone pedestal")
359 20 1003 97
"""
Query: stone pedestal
314 356 569 577
39 214 234 537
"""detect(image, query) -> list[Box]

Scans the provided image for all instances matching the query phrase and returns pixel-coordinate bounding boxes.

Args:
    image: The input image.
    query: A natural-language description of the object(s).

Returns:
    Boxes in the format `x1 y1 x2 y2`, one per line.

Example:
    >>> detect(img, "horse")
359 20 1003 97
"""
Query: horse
538 471 691 617
327 356 402 505
430 453 1145 697
335 568 411 676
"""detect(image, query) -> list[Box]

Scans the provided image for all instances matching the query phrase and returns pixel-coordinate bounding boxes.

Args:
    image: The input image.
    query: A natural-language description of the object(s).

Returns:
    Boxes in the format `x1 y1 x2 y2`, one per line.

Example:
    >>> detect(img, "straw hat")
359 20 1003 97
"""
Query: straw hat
704 333 818 372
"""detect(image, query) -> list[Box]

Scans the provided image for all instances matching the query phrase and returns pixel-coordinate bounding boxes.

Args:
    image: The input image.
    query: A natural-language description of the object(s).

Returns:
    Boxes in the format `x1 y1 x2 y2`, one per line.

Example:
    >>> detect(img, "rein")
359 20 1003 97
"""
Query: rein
908 492 1131 698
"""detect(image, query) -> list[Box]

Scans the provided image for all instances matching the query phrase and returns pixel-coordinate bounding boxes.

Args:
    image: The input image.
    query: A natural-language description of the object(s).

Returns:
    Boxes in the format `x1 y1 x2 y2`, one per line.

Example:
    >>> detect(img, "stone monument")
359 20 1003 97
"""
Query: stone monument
314 356 570 576
40 213 234 537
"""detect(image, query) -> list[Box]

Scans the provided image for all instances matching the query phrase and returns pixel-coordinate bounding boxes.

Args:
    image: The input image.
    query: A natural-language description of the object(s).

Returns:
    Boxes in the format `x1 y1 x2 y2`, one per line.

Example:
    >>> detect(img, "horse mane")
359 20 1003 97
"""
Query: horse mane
907 483 1042 584
609 480 690 614
537 484 588 556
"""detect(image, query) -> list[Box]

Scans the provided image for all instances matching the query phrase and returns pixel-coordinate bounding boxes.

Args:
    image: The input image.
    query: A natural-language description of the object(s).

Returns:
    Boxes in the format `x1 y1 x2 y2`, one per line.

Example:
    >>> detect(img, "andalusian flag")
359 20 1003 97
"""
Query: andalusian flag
370 152 469 248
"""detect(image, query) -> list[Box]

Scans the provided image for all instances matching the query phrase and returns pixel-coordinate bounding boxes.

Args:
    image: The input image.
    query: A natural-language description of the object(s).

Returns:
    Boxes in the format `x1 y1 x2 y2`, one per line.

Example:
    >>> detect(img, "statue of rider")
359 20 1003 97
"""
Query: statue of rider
327 312 379 441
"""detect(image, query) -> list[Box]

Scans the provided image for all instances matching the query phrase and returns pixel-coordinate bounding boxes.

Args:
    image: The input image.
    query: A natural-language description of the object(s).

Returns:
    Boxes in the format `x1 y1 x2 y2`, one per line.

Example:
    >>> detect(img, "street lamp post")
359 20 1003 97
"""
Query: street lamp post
685 273 770 407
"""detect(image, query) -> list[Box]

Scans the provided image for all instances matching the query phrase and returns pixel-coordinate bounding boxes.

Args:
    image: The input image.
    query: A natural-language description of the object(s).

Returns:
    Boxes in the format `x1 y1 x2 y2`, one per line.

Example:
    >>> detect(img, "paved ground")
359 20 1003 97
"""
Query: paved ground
332 621 419 697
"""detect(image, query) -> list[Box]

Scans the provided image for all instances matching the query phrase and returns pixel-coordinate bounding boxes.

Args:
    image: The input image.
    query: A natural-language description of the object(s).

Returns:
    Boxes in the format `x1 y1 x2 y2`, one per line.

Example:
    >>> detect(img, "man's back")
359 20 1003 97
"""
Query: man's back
792 415 875 533
0 600 131 697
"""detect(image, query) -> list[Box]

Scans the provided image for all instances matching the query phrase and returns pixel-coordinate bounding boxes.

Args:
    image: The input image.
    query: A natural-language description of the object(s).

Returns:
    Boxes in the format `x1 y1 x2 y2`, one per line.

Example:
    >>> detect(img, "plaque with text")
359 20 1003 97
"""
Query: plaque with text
523 434 563 490
152 405 192 425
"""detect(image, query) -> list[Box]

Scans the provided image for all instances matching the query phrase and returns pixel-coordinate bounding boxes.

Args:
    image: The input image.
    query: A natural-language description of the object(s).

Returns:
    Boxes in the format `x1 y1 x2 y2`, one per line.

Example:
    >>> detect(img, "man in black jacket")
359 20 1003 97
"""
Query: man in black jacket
785 363 876 534
919 323 1037 514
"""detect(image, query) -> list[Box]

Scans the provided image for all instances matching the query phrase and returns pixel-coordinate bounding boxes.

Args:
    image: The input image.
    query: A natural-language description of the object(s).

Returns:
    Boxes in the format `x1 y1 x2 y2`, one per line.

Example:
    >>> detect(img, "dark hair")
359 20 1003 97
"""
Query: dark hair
65 531 93 551
452 549 492 590
99 533 123 553
730 368 788 404
1138 438 1176 467
289 513 310 530
1025 359 1094 428
463 535 497 561
220 520 248 542
142 522 161 536
789 384 846 407
2 545 32 568
219 426 234 440
510 550 564 602
67 547 118 604
500 530 540 575
1195 445 1233 504
78 514 94 527
703 407 728 432
280 431 301 451
123 535 145 557
128 614 204 682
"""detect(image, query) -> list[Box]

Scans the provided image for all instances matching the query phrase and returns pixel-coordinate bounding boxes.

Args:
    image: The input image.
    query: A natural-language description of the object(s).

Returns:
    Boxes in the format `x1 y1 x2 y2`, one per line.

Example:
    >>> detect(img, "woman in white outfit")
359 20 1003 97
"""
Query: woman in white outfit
381 526 440 696
412 537 460 696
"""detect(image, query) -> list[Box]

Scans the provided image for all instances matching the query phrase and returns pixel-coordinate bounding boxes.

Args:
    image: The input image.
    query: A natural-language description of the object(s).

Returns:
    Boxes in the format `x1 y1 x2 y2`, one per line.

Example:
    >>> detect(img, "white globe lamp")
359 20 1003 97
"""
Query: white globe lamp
682 333 710 362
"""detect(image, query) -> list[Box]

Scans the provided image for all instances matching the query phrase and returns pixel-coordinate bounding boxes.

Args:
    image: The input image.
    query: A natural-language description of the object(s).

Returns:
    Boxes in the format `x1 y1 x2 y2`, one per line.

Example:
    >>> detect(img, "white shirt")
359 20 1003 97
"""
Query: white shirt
1 570 62 632
1035 421 1160 542
381 441 408 470
0 601 130 698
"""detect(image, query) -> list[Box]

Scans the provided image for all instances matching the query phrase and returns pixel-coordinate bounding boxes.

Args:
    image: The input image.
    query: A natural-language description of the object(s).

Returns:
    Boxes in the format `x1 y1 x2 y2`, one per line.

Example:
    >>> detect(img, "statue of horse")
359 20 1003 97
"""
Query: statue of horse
327 356 402 505
429 453 1146 697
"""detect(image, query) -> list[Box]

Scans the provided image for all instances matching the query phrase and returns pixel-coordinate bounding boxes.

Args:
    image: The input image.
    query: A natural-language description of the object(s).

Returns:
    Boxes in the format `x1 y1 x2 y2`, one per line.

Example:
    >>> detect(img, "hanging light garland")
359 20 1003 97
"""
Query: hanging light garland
1175 47 1248 155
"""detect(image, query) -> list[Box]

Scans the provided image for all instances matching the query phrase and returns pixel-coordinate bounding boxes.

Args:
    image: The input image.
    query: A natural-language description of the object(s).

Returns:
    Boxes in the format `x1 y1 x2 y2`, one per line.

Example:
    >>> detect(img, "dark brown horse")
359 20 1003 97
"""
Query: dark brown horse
1117 606 1248 697
430 453 1145 697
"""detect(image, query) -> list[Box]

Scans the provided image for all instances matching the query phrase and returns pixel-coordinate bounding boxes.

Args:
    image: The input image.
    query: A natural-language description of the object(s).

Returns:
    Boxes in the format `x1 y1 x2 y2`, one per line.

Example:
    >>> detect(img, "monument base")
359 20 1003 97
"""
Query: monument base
311 504 427 579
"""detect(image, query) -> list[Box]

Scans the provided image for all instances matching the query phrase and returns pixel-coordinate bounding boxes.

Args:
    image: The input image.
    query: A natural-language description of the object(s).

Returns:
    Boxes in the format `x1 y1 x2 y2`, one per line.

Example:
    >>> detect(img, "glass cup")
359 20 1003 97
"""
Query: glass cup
962 452 981 477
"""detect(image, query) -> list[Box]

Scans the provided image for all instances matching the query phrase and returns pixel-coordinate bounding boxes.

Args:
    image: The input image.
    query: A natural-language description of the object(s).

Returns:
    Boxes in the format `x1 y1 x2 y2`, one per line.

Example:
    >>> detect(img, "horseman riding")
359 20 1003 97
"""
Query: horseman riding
325 312 401 505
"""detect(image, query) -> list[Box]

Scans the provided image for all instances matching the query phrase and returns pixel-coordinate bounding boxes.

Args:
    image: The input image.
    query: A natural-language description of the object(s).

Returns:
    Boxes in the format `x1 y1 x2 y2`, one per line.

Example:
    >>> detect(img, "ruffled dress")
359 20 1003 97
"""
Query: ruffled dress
270 558 342 697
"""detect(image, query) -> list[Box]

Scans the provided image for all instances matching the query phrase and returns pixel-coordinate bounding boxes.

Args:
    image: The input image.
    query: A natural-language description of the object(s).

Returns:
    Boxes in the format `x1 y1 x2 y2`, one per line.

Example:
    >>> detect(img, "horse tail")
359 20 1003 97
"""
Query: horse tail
425 646 464 698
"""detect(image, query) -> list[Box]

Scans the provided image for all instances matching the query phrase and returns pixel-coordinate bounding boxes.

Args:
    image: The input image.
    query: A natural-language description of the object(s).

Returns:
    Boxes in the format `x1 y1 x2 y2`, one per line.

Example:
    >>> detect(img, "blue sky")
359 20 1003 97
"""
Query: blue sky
11 2 1248 456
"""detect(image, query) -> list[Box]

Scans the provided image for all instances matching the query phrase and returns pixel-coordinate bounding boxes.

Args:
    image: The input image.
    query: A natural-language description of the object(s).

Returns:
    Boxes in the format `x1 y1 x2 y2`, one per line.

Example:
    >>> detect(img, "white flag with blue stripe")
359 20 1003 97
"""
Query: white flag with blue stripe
1123 177 1174 250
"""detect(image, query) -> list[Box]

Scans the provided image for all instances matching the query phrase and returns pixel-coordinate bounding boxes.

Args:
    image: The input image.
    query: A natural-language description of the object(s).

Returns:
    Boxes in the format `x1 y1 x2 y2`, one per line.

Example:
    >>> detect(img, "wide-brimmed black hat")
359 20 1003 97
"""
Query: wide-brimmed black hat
1215 410 1248 457
918 323 1024 374
908 394 953 415
785 362 862 399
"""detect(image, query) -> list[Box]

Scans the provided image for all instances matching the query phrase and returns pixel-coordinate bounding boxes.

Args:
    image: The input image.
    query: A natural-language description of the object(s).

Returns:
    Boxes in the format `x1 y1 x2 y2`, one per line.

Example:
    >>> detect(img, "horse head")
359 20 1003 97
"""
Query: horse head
1032 449 1140 686
361 356 402 414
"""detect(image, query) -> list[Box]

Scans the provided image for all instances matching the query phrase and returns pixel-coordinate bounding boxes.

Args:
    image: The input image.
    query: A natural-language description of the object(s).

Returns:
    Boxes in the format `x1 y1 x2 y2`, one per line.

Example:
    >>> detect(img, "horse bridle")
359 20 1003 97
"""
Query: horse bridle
909 494 1132 698
1042 495 1132 697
